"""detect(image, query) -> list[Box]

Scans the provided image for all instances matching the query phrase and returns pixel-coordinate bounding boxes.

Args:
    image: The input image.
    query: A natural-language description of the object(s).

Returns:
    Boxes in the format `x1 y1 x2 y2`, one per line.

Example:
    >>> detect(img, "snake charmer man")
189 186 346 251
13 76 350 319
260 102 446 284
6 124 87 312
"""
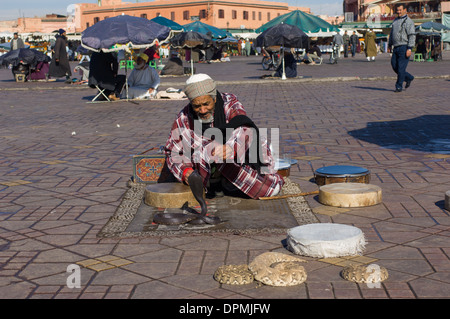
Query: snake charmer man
164 74 284 199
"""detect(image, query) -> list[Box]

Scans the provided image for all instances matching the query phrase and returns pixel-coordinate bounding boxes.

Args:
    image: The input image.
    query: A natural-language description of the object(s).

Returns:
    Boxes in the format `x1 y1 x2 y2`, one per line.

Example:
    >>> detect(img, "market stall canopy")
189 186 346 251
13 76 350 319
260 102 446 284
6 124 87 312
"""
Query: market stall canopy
216 36 238 43
81 14 172 52
255 10 340 37
151 16 184 32
0 48 50 67
256 23 309 48
416 21 450 34
182 21 229 39
169 31 212 49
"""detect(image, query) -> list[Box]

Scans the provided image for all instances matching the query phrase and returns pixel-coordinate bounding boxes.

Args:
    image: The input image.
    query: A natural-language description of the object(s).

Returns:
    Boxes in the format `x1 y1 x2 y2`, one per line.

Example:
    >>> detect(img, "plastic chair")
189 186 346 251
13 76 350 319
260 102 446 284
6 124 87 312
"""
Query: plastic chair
149 60 157 69
413 53 423 62
120 60 134 70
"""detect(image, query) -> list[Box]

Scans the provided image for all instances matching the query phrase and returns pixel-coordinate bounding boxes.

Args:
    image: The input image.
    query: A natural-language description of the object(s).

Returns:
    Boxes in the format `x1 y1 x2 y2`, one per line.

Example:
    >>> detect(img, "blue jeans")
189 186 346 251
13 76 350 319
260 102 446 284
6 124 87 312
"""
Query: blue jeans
351 44 357 57
391 45 414 90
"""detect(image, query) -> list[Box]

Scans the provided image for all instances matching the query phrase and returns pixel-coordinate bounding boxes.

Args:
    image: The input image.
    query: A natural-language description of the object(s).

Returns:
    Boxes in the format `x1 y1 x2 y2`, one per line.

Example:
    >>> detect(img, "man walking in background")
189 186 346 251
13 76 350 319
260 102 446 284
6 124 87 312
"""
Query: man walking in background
389 4 416 92
350 31 359 57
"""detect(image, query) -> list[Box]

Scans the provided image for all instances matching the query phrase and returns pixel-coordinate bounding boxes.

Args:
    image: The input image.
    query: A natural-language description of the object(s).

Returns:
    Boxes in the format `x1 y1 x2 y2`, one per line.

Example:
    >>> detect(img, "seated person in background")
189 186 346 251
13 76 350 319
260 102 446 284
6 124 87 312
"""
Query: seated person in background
27 61 50 81
88 51 126 101
272 49 297 78
160 50 184 76
123 53 160 99
431 41 441 61
415 38 427 58
302 42 322 64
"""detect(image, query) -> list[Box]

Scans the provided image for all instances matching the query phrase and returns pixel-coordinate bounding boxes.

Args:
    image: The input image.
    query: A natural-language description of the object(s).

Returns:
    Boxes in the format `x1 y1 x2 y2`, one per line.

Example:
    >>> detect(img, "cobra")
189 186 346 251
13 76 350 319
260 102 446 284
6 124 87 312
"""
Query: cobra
153 170 222 225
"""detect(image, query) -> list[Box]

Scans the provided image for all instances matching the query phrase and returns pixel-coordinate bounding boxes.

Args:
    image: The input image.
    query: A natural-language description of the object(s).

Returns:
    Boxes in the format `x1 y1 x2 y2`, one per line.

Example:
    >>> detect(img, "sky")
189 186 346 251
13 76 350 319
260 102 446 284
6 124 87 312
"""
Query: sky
0 0 344 21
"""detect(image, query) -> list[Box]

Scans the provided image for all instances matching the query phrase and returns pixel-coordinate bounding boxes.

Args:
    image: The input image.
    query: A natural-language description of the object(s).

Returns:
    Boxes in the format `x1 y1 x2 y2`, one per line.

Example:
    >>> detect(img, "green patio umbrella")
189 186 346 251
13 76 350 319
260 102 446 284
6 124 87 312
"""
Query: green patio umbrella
255 10 340 36
183 21 229 39
151 16 185 32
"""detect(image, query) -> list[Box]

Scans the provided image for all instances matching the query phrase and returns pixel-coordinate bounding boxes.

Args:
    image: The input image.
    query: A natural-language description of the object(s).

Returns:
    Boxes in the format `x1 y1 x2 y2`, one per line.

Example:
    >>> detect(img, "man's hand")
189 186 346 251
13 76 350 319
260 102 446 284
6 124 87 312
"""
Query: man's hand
182 168 193 185
406 49 412 58
212 145 234 161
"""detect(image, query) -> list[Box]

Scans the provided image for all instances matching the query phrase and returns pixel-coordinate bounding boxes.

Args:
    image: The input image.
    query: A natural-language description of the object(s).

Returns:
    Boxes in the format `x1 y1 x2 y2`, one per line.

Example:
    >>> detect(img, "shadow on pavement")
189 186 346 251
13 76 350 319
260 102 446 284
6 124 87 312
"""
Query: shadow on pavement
348 115 450 154
353 86 393 91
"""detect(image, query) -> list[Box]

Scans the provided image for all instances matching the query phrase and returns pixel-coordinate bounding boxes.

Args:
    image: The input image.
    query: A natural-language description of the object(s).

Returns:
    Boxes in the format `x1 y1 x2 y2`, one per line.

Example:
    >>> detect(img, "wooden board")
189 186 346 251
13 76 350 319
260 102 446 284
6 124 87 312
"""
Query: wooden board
132 155 166 184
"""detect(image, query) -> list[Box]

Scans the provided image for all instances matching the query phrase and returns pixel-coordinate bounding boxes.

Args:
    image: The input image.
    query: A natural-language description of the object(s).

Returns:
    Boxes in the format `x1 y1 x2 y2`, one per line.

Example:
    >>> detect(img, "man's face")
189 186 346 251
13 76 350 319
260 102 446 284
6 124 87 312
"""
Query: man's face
396 5 407 16
191 95 215 121
135 57 146 68
14 34 18 39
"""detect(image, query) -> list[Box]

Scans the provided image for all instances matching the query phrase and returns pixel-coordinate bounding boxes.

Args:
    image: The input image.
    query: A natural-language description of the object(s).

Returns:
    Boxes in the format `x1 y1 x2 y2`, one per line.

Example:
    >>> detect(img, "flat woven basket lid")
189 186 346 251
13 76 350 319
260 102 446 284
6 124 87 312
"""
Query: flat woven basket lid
287 223 366 258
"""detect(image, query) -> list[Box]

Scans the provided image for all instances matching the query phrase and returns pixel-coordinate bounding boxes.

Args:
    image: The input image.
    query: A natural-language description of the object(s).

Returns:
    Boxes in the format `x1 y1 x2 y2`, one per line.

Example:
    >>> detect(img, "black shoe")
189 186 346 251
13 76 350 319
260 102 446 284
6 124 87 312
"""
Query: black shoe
405 78 413 89
394 88 402 93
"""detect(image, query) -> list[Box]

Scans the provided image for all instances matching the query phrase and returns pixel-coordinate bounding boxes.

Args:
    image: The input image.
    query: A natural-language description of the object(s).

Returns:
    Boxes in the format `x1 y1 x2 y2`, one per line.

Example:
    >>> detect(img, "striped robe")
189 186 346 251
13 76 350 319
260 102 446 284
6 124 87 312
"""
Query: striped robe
164 92 284 199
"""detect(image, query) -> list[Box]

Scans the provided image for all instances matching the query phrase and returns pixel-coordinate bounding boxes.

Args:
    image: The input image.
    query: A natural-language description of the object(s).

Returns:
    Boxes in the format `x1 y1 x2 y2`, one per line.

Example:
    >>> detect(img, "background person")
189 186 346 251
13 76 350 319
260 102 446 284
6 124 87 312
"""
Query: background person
88 51 126 101
123 53 160 99
49 29 72 83
350 31 359 57
364 28 377 61
389 4 416 92
10 33 25 51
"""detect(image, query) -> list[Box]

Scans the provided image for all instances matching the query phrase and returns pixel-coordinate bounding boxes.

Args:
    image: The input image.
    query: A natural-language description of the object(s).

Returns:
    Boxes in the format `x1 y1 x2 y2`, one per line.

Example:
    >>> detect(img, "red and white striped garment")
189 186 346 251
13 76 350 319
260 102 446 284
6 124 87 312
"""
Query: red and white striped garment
164 92 284 199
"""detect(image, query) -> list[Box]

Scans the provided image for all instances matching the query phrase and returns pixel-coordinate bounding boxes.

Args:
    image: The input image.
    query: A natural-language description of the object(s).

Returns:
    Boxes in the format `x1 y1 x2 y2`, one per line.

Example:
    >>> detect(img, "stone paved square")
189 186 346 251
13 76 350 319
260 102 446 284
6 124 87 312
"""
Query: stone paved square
0 52 449 300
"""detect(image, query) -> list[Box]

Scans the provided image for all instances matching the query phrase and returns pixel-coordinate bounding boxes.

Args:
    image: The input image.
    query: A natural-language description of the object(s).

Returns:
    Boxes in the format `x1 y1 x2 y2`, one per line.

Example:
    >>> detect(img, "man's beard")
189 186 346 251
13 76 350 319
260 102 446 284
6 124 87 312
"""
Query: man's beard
197 112 214 123
135 63 146 70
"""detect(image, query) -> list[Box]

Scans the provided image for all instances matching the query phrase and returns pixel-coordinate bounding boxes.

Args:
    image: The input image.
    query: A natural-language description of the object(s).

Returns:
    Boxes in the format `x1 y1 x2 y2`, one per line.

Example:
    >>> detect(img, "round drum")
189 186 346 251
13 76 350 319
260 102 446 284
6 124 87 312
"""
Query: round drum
275 159 298 177
144 183 198 208
319 182 382 208
314 165 370 186
287 223 366 258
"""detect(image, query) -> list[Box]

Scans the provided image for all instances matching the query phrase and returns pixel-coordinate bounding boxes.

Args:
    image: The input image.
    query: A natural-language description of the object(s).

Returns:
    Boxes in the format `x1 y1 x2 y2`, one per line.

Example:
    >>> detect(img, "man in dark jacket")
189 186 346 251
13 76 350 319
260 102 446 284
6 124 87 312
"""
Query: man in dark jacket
350 31 359 57
88 51 126 101
343 31 350 58
49 29 72 83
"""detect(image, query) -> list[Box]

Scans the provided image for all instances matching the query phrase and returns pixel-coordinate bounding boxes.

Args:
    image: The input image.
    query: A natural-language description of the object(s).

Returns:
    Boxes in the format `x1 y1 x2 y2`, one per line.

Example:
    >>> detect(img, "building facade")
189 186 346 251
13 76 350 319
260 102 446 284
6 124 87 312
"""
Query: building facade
76 0 310 33
0 14 68 34
343 0 447 23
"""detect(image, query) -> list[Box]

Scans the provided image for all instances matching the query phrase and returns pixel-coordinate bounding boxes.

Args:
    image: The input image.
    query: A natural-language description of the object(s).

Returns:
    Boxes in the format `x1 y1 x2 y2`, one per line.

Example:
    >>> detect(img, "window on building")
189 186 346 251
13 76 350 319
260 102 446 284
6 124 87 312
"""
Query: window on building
86 22 90 28
171 12 175 20
93 17 100 24
258 12 262 21
232 10 237 19
183 10 190 20
104 16 109 20
200 9 207 19
267 12 270 21
155 12 160 17
252 11 255 20
243 11 249 20
141 13 147 19
218 9 224 19
277 13 280 17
